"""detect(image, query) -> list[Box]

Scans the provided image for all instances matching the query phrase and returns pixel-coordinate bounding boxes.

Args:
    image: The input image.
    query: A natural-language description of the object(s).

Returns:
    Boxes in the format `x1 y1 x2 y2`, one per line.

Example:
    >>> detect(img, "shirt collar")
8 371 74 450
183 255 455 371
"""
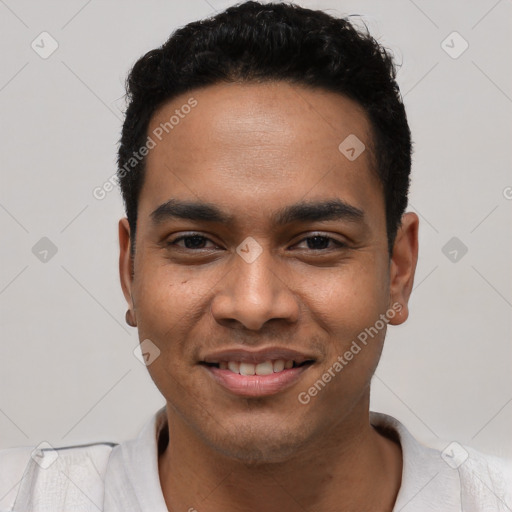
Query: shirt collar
370 411 461 511
105 408 461 511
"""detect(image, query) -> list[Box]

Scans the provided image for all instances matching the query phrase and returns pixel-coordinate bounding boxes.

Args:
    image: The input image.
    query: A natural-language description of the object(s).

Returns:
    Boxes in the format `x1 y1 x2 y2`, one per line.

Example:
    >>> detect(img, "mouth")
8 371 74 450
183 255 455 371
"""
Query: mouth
200 349 316 397
201 359 314 375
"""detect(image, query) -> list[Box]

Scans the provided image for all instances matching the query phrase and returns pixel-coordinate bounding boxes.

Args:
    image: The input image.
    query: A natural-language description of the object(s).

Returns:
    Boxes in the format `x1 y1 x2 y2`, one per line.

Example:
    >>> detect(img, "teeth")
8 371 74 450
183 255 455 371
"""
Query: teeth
218 359 296 375
273 359 285 372
255 361 273 375
228 361 240 373
239 362 255 376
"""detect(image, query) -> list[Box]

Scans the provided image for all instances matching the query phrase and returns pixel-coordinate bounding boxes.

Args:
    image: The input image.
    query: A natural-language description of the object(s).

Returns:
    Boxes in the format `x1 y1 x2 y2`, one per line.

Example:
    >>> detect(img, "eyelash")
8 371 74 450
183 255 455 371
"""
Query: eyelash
167 232 346 251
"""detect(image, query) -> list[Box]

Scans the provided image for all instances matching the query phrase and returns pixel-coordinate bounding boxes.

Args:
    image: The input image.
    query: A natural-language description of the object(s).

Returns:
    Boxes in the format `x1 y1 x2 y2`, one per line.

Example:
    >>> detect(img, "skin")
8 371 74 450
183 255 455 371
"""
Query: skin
119 81 419 512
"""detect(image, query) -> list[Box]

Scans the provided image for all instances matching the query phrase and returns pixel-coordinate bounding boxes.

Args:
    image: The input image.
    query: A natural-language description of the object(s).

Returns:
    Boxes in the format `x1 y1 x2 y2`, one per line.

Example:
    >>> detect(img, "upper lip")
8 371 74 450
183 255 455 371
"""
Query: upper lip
201 347 316 365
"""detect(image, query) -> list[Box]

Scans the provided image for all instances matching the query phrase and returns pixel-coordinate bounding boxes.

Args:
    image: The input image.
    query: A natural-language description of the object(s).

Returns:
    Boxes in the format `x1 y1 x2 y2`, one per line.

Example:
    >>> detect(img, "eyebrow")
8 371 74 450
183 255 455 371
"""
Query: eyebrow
150 198 365 226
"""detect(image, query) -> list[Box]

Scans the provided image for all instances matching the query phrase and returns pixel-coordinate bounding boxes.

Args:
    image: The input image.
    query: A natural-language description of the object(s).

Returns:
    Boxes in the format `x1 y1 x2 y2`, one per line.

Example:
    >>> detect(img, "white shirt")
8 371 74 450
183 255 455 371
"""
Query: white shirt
1 407 510 511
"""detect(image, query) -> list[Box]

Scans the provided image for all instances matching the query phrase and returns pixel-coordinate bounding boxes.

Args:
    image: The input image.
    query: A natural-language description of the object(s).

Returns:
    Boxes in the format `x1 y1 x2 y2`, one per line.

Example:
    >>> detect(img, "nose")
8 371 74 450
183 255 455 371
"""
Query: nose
210 245 300 331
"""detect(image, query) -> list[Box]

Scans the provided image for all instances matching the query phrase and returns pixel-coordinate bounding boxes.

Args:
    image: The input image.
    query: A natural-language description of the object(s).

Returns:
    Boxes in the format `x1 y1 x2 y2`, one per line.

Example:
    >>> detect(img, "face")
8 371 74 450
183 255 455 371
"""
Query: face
119 82 418 463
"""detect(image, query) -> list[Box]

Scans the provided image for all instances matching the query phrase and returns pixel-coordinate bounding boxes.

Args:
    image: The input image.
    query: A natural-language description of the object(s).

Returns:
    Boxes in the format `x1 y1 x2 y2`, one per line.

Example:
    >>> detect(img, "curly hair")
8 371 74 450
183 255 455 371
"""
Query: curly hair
117 1 411 255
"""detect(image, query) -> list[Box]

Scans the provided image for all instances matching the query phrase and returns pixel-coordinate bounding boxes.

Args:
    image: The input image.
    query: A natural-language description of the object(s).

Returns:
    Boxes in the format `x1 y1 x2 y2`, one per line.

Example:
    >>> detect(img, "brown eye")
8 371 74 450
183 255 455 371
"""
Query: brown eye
294 234 346 251
168 234 218 250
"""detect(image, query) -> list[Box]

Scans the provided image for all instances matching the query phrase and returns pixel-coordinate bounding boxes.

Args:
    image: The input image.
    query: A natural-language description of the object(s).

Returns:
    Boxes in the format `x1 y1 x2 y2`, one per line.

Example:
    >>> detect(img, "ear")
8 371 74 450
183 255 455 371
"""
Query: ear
388 212 419 325
119 218 135 310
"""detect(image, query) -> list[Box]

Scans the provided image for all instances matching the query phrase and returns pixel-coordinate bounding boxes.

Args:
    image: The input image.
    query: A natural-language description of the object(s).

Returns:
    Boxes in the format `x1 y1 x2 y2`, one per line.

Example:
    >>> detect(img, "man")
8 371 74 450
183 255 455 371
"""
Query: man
1 2 510 511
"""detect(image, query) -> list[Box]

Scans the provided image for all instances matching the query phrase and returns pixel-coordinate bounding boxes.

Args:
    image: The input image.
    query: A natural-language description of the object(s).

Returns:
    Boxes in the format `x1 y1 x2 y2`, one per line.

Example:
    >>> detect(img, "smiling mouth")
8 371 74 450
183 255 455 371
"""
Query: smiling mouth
201 359 314 376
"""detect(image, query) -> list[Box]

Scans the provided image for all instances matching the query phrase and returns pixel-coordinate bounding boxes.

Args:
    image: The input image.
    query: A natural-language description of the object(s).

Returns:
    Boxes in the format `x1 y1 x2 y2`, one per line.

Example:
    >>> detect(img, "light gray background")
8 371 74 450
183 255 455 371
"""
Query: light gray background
1 0 511 459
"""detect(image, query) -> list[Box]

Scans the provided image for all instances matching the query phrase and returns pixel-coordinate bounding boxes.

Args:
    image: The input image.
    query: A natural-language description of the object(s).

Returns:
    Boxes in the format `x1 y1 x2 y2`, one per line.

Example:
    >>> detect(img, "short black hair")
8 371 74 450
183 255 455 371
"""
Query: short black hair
117 1 411 255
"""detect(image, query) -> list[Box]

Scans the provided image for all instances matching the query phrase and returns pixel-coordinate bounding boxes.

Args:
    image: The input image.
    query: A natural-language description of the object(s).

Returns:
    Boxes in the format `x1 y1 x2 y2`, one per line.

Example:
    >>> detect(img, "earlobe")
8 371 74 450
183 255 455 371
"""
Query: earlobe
388 212 419 326
125 309 137 327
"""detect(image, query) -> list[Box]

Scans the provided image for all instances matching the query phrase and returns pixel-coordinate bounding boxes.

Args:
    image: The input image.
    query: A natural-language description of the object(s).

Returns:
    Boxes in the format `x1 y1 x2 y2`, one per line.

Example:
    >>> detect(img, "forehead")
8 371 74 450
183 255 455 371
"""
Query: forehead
139 81 383 229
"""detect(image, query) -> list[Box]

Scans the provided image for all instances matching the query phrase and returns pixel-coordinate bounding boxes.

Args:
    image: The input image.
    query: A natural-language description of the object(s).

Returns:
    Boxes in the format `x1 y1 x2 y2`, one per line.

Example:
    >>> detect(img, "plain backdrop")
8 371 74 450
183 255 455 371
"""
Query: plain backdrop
0 0 511 459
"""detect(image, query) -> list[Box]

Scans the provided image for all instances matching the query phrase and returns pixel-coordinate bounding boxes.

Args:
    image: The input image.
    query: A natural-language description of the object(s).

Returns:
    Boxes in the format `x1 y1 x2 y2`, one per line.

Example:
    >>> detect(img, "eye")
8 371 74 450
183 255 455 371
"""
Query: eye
293 234 346 251
166 233 345 252
167 233 220 250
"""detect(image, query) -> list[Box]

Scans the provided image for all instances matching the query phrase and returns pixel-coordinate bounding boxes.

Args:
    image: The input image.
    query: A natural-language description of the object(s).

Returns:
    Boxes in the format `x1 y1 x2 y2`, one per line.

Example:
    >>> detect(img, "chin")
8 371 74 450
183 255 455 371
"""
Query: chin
202 420 313 465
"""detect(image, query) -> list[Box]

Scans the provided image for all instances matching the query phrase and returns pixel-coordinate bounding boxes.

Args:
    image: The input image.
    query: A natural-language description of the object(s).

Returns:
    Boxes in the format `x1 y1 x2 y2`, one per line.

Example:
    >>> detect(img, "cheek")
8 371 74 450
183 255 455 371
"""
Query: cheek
131 260 196 359
134 254 205 323
132 265 208 401
131 258 226 387
322 259 391 384
308 254 390 337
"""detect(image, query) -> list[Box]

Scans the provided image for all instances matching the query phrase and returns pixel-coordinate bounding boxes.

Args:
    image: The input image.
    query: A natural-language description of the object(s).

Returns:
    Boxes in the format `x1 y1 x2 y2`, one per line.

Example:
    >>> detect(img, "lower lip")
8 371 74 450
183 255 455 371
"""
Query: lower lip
204 365 311 397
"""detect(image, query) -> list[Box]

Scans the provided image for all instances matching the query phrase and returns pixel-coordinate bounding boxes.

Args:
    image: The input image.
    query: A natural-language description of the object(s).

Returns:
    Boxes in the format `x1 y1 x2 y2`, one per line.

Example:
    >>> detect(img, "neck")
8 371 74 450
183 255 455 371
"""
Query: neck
158 402 402 512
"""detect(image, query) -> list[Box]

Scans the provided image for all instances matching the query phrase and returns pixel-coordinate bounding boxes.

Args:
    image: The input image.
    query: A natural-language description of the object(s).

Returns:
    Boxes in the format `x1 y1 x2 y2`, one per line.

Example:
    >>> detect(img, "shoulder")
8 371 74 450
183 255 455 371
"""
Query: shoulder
458 444 512 510
370 412 512 511
0 442 116 511
0 446 34 510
